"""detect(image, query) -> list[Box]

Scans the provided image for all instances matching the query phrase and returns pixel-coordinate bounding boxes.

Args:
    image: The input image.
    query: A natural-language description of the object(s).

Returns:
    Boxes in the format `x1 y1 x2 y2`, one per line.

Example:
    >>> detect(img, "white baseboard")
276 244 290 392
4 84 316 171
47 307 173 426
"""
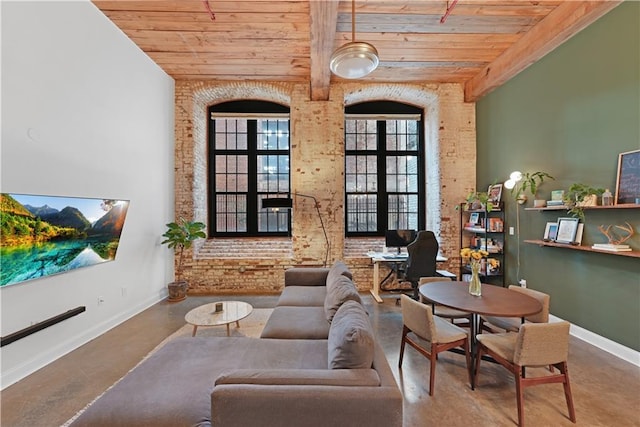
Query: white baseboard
1 294 165 390
549 314 640 367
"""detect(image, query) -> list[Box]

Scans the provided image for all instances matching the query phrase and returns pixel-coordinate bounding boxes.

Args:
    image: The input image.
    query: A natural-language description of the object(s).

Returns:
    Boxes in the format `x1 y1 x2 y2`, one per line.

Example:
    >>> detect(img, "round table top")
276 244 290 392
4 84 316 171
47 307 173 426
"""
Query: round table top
419 281 542 318
185 301 253 327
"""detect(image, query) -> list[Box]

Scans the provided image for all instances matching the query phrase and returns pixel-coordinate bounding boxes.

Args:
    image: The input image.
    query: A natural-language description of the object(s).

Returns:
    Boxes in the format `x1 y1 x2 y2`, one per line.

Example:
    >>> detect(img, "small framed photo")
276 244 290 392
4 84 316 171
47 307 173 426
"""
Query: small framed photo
469 212 480 225
487 183 503 209
543 222 558 241
555 217 580 244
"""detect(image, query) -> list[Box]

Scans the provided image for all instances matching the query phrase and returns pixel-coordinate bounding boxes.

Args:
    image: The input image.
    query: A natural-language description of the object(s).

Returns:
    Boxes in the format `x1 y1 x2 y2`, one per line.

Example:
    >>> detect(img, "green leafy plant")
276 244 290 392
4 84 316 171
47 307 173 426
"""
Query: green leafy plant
506 171 554 202
563 183 605 220
161 218 206 281
461 190 493 212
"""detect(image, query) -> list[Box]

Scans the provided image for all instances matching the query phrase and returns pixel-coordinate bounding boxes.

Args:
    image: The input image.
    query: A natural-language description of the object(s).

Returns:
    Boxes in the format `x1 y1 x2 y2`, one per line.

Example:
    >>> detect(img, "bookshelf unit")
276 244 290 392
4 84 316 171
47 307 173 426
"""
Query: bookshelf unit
459 204 506 287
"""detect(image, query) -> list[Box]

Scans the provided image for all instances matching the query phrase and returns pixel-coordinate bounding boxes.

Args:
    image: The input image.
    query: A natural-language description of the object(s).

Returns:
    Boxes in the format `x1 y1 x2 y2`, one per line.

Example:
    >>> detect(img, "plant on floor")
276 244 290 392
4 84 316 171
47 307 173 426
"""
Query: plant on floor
161 218 206 302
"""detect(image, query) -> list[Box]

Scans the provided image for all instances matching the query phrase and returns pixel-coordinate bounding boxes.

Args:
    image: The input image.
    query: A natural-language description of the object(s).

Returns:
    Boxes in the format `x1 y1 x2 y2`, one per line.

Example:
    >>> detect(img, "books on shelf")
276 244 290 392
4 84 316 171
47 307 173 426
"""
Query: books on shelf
546 200 565 206
591 243 632 252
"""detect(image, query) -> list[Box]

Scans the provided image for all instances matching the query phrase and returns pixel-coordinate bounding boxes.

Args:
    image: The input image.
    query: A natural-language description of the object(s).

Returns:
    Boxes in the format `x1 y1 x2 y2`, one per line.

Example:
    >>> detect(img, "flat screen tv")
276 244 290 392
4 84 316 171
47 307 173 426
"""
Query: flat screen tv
0 193 129 287
385 229 416 253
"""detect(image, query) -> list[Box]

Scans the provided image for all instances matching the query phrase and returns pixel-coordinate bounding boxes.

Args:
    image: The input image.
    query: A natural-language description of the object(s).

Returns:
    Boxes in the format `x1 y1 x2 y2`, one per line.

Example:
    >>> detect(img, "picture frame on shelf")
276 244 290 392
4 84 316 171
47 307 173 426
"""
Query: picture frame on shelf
555 217 580 244
615 149 640 205
543 222 558 241
574 223 584 245
487 183 503 209
469 212 480 225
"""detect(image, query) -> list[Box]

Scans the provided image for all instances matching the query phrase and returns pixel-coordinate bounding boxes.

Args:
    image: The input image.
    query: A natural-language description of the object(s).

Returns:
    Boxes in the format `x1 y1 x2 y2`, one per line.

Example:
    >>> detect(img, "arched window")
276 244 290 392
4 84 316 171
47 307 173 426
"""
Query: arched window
208 100 290 237
345 101 425 236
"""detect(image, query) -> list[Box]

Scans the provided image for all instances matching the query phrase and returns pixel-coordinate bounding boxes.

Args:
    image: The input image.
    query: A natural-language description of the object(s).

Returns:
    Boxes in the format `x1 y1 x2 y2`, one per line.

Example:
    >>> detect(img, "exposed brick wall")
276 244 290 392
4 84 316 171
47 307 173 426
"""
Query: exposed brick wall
174 81 475 294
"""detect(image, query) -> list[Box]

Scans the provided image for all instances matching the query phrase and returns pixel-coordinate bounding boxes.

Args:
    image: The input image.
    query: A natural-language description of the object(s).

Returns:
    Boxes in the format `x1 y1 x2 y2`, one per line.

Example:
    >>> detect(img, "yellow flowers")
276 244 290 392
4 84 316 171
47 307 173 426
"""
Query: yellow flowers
460 247 489 260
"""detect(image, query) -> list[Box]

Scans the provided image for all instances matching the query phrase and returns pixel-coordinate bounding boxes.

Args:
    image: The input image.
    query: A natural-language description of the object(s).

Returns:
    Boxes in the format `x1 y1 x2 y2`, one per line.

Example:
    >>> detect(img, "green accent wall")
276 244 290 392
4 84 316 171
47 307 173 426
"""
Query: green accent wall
476 2 640 351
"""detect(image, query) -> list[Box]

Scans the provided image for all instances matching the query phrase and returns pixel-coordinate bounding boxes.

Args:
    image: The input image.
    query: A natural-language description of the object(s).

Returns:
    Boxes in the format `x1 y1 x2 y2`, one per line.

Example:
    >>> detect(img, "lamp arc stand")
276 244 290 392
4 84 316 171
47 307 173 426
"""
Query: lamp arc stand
293 193 331 267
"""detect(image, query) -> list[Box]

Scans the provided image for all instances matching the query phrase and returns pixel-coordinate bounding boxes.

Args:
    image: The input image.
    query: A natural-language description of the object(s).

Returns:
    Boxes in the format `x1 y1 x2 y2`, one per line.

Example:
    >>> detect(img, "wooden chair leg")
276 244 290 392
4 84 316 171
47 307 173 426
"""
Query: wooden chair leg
559 362 577 423
429 344 437 396
515 367 525 427
464 338 472 387
399 326 408 368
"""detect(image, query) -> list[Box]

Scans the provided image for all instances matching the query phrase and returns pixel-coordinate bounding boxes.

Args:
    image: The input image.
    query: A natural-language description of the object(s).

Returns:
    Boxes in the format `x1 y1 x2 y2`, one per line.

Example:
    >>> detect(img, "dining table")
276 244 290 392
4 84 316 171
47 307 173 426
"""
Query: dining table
418 280 542 389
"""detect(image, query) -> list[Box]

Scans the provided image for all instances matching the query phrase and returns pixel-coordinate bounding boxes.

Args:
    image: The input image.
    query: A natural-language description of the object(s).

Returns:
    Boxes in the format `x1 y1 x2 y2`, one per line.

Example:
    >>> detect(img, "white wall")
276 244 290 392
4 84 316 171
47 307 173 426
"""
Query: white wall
0 1 175 388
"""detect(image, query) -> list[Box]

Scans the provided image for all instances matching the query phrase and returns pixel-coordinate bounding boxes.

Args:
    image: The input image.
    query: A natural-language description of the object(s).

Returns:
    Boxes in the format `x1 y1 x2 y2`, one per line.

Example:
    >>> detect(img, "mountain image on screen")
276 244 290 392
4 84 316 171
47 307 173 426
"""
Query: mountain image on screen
0 193 129 287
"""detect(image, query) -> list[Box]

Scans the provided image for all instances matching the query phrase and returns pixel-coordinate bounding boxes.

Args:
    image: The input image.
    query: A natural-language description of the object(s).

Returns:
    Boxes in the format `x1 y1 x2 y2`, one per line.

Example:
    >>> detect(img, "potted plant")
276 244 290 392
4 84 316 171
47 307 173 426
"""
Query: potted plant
161 218 206 302
462 190 493 212
563 183 605 220
505 171 554 204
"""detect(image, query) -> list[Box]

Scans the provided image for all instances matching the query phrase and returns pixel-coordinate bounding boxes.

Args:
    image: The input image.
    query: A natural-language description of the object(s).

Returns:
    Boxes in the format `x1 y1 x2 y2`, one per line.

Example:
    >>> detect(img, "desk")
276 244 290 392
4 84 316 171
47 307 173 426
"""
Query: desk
367 252 447 303
419 281 541 388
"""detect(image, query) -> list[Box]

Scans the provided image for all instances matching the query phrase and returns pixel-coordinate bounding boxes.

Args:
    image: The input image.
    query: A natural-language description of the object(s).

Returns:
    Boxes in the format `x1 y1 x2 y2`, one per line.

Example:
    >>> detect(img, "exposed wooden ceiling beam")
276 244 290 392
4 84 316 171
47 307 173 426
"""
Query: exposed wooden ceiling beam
464 0 623 102
309 0 339 101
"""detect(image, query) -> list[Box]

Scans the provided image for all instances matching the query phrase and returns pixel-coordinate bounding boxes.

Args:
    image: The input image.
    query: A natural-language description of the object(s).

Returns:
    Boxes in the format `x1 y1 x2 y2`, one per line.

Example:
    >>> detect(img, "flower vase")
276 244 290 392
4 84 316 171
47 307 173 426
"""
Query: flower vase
469 261 482 296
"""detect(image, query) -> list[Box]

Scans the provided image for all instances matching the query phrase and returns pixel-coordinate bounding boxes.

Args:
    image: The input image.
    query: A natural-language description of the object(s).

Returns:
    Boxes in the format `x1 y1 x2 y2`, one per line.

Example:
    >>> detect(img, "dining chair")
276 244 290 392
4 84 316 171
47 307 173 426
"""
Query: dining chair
418 276 471 327
398 294 471 396
480 285 549 333
475 321 576 427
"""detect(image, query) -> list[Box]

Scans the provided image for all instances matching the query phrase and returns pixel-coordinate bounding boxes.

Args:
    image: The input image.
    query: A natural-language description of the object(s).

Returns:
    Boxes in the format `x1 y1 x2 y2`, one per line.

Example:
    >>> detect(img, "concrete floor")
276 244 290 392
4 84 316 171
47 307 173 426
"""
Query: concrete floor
2 293 639 427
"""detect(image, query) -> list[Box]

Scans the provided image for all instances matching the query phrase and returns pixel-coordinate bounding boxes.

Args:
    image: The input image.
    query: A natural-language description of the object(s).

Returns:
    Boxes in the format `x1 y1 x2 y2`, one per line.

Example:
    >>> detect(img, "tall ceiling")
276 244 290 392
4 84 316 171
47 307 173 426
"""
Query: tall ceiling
92 0 621 101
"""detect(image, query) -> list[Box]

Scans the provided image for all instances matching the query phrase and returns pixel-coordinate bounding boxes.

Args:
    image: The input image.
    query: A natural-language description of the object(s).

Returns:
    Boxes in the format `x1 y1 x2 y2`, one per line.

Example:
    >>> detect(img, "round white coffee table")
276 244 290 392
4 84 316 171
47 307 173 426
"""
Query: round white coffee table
185 301 253 337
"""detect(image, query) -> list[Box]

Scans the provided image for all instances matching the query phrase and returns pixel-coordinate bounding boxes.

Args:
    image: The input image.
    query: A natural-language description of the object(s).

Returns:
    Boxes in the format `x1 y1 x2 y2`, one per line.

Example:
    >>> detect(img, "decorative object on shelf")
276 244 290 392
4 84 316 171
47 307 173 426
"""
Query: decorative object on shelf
161 218 207 302
543 222 559 241
602 189 614 206
555 217 580 244
615 149 640 205
460 247 488 296
329 0 379 79
563 183 605 220
461 190 493 212
598 222 634 245
487 183 503 210
504 171 554 205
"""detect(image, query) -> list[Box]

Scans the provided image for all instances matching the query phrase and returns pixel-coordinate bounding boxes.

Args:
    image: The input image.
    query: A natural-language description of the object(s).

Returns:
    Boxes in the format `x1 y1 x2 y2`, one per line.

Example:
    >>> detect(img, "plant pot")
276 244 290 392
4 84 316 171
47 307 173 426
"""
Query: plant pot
167 280 188 302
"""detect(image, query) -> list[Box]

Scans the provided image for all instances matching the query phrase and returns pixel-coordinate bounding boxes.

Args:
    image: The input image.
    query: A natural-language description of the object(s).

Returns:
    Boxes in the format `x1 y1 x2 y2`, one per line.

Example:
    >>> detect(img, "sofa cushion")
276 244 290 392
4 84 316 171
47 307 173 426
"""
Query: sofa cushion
215 368 380 387
328 300 375 369
326 261 353 292
260 306 330 339
324 275 362 323
278 285 327 307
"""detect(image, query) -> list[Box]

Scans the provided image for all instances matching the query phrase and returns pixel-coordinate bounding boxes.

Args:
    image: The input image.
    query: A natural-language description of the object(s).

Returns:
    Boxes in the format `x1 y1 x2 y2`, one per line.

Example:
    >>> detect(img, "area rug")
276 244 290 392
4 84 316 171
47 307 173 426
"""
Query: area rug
61 308 272 427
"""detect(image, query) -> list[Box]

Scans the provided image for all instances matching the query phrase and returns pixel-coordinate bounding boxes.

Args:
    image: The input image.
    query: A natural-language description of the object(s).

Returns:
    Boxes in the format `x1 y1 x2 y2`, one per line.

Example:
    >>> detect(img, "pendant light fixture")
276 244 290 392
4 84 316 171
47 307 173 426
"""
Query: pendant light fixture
329 0 379 79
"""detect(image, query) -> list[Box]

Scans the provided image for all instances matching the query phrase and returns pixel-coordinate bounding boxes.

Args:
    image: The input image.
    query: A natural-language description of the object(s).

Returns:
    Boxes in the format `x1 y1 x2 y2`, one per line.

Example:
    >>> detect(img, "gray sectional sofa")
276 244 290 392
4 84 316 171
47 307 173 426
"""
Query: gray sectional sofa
70 261 403 427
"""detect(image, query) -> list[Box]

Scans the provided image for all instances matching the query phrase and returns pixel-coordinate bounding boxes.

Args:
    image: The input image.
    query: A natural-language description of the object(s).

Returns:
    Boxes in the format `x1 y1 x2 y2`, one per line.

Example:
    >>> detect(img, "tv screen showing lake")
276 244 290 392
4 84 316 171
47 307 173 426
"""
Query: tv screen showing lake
0 193 129 287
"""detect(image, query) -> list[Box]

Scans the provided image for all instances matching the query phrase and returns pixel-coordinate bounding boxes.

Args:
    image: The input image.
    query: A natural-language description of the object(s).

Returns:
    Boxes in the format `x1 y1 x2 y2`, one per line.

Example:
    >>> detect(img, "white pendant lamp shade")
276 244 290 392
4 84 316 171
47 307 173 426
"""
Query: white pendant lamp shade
330 0 379 79
330 41 379 79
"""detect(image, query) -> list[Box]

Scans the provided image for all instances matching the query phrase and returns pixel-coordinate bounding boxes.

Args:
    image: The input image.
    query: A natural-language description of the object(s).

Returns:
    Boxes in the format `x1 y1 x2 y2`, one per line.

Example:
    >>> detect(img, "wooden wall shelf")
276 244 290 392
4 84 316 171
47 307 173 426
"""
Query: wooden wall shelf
524 239 640 258
525 204 640 211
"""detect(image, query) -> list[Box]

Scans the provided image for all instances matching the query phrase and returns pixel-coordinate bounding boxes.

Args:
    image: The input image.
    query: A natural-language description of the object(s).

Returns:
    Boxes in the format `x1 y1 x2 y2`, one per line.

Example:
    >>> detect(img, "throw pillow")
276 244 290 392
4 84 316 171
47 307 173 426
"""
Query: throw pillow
328 300 374 369
324 275 362 323
326 260 353 294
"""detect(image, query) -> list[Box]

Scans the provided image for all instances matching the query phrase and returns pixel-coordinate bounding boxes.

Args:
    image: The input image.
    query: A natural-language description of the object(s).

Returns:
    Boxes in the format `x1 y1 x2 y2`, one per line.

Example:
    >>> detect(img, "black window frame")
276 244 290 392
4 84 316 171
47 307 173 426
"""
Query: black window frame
344 101 425 237
208 100 291 238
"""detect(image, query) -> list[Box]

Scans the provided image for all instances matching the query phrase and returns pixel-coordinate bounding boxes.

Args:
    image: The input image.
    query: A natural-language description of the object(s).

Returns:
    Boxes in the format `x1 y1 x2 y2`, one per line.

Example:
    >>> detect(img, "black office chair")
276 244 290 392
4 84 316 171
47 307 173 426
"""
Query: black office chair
401 230 439 300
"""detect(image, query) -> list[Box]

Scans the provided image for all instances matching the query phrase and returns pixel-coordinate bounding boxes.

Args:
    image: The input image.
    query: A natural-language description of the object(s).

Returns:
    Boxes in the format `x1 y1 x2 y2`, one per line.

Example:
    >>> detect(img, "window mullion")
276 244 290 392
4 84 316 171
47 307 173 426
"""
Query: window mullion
377 120 387 233
247 120 258 234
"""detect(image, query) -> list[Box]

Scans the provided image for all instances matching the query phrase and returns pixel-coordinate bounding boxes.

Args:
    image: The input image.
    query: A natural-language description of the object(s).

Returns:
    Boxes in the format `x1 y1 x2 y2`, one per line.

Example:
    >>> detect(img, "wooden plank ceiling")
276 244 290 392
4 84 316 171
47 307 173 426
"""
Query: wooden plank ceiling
92 0 621 101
